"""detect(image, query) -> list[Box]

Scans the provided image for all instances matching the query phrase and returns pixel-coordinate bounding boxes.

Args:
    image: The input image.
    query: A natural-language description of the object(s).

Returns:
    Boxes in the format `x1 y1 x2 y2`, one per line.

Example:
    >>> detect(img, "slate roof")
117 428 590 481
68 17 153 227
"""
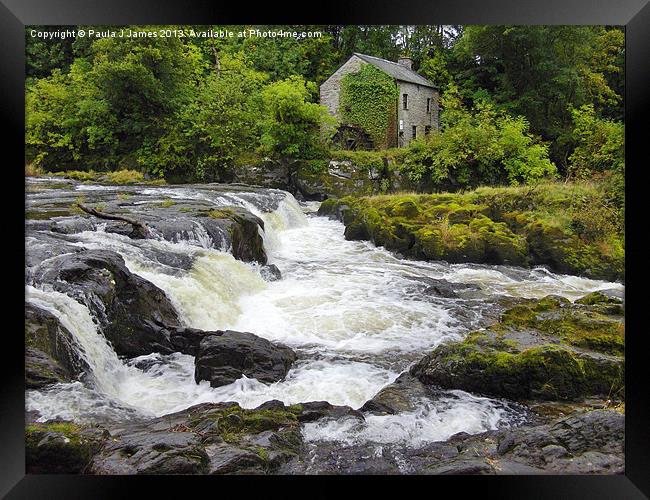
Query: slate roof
353 53 437 88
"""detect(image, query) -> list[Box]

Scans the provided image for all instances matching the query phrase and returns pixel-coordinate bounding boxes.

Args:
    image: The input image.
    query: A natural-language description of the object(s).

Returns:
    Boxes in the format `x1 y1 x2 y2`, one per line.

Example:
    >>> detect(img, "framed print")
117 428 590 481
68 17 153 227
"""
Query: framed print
2 0 648 497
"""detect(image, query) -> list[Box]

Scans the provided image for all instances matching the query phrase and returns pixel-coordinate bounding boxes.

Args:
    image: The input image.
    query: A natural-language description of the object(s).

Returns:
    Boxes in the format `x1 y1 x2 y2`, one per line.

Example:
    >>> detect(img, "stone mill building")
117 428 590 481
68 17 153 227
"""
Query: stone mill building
320 53 440 149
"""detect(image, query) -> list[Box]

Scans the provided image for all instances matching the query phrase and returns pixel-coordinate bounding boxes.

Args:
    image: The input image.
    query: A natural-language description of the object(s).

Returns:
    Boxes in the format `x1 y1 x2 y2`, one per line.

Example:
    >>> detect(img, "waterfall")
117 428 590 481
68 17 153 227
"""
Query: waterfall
26 185 623 445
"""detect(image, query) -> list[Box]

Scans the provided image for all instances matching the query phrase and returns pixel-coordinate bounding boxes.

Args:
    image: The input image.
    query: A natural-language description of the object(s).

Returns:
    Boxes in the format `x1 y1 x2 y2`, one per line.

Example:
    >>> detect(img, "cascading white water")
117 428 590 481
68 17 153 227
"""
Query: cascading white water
26 187 623 446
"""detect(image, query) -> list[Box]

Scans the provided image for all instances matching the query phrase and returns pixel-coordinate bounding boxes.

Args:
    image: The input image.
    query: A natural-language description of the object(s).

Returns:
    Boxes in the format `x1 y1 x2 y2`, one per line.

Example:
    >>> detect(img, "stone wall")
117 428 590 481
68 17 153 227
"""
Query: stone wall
320 55 440 148
319 55 366 121
397 81 439 147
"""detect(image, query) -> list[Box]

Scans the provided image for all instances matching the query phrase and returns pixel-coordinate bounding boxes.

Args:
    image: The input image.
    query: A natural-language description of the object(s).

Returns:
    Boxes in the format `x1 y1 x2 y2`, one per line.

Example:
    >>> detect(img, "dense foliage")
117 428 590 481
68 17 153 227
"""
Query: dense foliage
25 24 624 203
399 86 557 189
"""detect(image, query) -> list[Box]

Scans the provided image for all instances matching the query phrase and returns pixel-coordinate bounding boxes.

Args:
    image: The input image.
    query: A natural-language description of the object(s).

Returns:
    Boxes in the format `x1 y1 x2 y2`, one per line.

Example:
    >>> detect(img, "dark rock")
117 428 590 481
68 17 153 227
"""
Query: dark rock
25 230 83 269
404 276 480 299
255 400 286 411
410 294 624 402
194 331 296 387
168 326 209 356
32 250 181 358
25 304 87 384
205 443 266 474
260 264 282 282
25 348 71 388
298 401 365 423
198 207 267 264
26 421 109 474
410 409 623 475
423 458 496 475
91 430 209 474
89 401 302 475
359 373 430 415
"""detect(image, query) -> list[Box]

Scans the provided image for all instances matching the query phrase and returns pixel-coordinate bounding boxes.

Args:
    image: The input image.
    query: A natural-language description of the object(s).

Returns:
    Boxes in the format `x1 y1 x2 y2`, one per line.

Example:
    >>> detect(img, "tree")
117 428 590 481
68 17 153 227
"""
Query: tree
259 76 334 160
450 26 624 170
141 53 267 181
401 85 557 189
568 104 624 210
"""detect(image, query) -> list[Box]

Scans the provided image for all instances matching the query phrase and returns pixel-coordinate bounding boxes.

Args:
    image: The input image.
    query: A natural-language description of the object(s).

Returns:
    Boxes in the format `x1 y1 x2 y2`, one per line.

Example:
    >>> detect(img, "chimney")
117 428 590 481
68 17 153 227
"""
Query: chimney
398 56 413 70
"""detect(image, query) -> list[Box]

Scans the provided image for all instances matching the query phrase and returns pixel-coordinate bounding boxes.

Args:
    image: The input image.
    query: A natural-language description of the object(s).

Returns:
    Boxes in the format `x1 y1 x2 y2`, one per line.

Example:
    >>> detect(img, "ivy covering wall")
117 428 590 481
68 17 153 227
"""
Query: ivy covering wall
339 64 399 149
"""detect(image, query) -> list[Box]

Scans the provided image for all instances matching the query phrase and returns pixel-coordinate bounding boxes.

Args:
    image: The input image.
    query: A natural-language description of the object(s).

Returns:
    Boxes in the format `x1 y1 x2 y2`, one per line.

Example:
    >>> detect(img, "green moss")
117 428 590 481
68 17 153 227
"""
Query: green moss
322 182 624 281
26 421 105 474
421 340 623 401
187 405 299 445
317 198 338 216
413 291 625 401
49 169 166 186
497 295 624 356
207 208 237 220
256 447 270 463
157 199 176 208
25 209 73 220
575 291 622 306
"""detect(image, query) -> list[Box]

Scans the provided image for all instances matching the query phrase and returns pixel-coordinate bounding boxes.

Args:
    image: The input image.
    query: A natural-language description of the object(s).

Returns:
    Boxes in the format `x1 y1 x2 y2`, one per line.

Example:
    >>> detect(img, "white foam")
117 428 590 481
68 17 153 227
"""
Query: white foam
27 187 623 446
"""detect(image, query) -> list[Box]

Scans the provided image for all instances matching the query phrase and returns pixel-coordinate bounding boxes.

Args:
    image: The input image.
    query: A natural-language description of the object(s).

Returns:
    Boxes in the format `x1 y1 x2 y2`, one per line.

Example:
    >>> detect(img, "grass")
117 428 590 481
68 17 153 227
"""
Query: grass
48 169 166 185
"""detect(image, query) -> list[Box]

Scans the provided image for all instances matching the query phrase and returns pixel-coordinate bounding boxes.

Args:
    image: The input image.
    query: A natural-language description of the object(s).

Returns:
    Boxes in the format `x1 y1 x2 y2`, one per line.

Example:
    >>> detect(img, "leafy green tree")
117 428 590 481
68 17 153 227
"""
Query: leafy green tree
141 53 267 181
419 50 452 93
450 26 624 169
259 76 334 159
568 104 624 210
401 85 557 189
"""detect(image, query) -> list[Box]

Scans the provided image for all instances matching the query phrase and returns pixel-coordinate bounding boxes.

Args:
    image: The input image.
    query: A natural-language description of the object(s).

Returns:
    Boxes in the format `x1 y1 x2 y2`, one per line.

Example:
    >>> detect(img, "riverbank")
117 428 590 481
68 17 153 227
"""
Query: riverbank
24 178 625 474
318 182 624 282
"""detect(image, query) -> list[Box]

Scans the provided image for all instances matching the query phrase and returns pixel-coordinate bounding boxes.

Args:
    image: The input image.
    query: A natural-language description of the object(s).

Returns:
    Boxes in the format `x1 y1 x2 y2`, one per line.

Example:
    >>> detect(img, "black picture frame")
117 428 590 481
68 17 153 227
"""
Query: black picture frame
3 1 648 497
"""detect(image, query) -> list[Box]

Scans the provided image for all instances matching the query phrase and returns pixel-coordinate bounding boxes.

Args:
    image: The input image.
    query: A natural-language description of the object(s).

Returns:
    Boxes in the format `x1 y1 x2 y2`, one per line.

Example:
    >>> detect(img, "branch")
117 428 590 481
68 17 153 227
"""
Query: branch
76 203 151 239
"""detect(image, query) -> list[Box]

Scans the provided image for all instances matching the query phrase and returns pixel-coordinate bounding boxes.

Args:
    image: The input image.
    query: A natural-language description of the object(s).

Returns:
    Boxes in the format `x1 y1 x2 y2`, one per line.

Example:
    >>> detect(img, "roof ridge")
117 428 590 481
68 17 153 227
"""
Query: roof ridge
352 52 436 88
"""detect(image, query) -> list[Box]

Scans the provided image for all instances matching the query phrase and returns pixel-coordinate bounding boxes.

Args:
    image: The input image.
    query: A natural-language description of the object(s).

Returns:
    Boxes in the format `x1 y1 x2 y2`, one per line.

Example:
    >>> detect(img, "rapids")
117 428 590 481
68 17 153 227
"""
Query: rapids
25 182 623 447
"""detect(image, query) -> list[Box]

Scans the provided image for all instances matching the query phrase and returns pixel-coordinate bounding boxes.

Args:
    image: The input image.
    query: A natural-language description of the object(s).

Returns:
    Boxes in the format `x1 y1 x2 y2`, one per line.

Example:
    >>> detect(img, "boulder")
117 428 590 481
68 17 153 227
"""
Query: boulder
25 348 71 389
91 402 303 475
32 250 181 358
26 421 108 474
91 429 209 475
296 401 365 423
260 264 282 282
25 304 88 387
411 294 624 402
403 276 481 299
194 331 296 387
359 373 431 415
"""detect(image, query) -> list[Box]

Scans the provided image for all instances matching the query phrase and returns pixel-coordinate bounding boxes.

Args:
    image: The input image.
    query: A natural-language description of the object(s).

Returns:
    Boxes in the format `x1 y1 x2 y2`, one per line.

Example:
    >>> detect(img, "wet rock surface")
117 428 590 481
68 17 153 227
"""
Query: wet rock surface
31 250 181 358
194 331 296 387
283 409 623 475
25 304 88 386
359 373 431 415
410 293 624 402
25 179 292 267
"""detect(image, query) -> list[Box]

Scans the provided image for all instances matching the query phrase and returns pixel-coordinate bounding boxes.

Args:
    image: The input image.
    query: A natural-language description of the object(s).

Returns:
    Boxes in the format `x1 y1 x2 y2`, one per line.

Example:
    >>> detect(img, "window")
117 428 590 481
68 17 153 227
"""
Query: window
403 94 408 110
427 98 431 113
412 125 417 139
425 125 431 135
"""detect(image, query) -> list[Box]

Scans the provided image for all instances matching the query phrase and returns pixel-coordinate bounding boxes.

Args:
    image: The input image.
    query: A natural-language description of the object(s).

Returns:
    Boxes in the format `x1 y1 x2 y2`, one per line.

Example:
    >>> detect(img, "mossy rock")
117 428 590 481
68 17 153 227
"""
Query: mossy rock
320 185 624 282
25 304 87 384
411 292 624 402
186 404 301 445
26 421 108 474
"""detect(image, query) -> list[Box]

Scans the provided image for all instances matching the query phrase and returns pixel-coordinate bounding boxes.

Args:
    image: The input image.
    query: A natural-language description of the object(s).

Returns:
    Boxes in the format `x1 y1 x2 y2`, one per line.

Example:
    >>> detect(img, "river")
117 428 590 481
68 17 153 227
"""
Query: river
25 180 623 448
